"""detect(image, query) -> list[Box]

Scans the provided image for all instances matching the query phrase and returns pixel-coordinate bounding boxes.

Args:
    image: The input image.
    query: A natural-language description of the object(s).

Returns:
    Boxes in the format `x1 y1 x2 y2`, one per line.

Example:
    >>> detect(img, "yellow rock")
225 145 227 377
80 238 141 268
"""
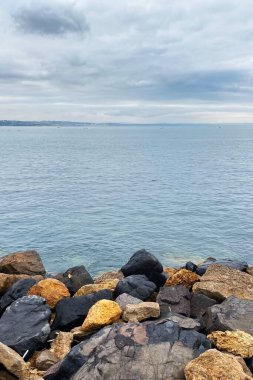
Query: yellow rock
82 300 122 332
74 279 119 297
164 267 177 278
28 278 70 309
165 269 200 288
208 330 253 358
50 331 73 360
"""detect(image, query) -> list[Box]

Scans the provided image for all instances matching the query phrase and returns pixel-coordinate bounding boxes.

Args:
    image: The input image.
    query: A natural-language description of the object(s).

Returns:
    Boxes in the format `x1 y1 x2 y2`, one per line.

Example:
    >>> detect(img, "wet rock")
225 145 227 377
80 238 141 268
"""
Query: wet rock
115 275 156 301
94 270 124 284
74 279 119 297
0 295 51 356
0 250 46 276
51 289 113 331
0 273 43 296
202 296 253 335
123 302 160 322
55 266 93 294
28 279 70 309
196 258 248 276
81 300 122 332
44 319 211 380
208 330 253 358
184 349 252 380
50 331 73 360
190 293 217 319
193 264 253 301
115 293 142 311
165 269 200 288
0 278 36 312
157 285 191 317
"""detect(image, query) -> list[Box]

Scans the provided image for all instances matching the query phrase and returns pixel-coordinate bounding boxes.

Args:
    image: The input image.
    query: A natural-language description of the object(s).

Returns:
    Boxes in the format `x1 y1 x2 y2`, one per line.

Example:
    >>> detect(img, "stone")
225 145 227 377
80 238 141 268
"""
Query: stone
185 261 198 272
28 278 70 309
94 270 124 284
164 267 177 277
207 330 253 358
115 275 156 301
50 332 73 360
0 250 46 276
165 269 200 288
157 285 191 317
0 273 43 296
123 302 160 322
81 300 122 332
196 258 248 275
192 264 253 301
184 349 252 380
30 350 59 371
0 295 51 356
51 289 113 331
164 313 201 331
44 318 211 380
0 369 17 380
246 358 253 373
115 293 142 311
202 296 253 335
74 279 119 297
247 267 253 276
55 266 93 294
190 293 217 319
0 278 37 312
0 341 30 379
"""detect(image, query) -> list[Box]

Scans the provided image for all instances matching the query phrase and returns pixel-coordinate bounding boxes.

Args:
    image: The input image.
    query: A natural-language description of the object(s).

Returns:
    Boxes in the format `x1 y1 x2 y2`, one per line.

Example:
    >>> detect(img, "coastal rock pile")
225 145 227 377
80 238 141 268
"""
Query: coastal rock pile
0 249 252 379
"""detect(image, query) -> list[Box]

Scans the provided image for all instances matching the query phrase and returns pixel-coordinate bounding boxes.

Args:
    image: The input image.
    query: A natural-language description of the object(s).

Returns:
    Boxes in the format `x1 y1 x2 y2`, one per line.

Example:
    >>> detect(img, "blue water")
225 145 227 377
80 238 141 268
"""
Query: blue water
0 124 253 275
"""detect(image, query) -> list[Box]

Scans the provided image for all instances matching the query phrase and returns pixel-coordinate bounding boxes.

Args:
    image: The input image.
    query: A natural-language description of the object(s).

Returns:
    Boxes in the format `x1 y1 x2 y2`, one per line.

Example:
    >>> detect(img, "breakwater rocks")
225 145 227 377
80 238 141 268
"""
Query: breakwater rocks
0 249 252 379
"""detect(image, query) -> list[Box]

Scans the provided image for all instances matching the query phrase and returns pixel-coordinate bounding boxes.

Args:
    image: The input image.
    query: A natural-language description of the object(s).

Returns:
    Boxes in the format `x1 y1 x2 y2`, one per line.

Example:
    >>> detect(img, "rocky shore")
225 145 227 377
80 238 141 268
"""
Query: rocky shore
0 249 252 379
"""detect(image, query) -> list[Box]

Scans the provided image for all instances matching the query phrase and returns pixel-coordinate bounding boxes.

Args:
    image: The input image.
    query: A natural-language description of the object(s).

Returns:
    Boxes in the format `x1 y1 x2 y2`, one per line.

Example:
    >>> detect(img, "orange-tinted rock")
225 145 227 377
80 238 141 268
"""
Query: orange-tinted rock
0 250 45 276
74 280 119 297
28 279 70 308
94 270 124 284
82 300 122 332
0 273 43 296
164 267 177 278
207 330 253 358
165 269 200 288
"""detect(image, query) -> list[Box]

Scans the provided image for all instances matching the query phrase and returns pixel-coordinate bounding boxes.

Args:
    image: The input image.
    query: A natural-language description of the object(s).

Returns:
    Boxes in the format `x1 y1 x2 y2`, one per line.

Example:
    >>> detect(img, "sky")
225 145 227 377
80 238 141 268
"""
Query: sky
0 0 253 123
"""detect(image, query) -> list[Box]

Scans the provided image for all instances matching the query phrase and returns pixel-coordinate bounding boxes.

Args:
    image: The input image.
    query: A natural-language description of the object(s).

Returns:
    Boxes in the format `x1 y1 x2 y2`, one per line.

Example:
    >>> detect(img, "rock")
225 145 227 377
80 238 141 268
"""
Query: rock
0 369 17 380
115 293 142 311
208 330 253 358
157 285 191 317
196 258 248 275
184 349 252 380
51 289 113 331
30 350 59 371
50 332 73 360
0 273 43 296
192 264 253 301
164 267 177 277
123 302 160 322
247 267 253 276
81 300 122 332
115 275 156 301
164 313 201 331
0 295 51 356
246 358 253 373
28 279 70 309
185 261 198 272
44 318 211 380
0 250 46 276
165 269 200 288
0 341 30 379
94 270 124 284
0 278 37 312
74 279 119 297
202 296 253 335
190 293 217 319
55 266 93 294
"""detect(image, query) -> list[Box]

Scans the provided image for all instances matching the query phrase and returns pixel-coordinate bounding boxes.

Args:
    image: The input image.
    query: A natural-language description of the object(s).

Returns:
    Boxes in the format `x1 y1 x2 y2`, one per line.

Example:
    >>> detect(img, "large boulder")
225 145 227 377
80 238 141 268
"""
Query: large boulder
196 258 248 276
0 278 36 312
28 279 70 309
0 250 45 276
190 293 217 320
55 266 93 294
192 264 253 301
74 279 119 297
51 289 113 331
44 319 211 380
0 296 51 356
157 285 191 317
115 275 156 301
202 296 253 335
123 302 160 322
81 300 122 332
0 273 43 296
207 330 253 358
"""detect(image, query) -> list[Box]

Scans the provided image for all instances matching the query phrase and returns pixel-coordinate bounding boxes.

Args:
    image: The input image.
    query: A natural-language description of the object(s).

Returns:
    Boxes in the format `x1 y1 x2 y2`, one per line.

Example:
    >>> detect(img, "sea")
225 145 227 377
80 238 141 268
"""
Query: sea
0 124 252 275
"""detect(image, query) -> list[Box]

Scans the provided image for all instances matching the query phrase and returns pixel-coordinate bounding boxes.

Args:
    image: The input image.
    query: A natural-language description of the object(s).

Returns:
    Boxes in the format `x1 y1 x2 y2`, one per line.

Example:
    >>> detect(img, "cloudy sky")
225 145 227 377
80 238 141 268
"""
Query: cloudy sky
1 0 253 123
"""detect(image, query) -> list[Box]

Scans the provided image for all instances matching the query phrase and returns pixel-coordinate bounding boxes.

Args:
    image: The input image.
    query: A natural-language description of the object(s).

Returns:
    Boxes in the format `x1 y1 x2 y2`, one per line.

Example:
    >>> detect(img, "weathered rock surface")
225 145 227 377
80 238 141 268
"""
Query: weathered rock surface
247 267 253 276
164 267 177 277
123 302 160 322
0 296 51 356
0 278 36 311
193 264 253 301
81 300 122 332
190 293 217 319
50 331 73 360
0 341 31 379
207 330 253 358
115 274 156 300
94 270 124 284
157 285 191 317
55 266 93 294
28 279 70 309
202 296 253 335
74 279 119 297
185 261 198 273
51 289 113 331
115 293 142 311
44 319 211 380
0 369 17 380
0 250 46 276
164 313 201 331
0 273 43 296
184 349 252 380
30 350 59 371
196 258 248 275
165 269 200 288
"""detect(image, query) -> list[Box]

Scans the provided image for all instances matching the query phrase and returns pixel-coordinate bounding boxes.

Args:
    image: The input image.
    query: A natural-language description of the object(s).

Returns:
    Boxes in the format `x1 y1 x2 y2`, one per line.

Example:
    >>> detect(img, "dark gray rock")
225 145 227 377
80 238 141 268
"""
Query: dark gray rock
161 313 201 331
115 275 156 301
148 271 168 288
115 293 142 311
0 295 50 356
245 358 253 373
190 293 218 319
44 319 211 380
55 266 93 295
0 278 36 312
196 258 248 276
157 285 191 317
185 261 198 272
202 295 253 334
51 289 113 331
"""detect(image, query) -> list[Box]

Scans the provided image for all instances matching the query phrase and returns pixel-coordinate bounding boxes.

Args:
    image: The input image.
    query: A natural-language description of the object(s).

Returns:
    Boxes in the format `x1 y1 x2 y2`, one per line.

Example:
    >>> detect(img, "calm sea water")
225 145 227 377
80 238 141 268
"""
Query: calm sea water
0 124 253 275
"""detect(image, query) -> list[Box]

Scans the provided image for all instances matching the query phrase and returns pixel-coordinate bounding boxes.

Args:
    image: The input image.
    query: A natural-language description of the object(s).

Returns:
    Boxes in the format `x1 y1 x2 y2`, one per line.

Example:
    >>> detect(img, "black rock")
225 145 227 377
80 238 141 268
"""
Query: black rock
185 261 198 273
51 289 113 331
157 285 191 317
55 266 93 294
190 293 218 320
196 258 248 275
148 271 168 288
0 278 37 312
0 295 51 356
114 275 156 301
245 358 253 373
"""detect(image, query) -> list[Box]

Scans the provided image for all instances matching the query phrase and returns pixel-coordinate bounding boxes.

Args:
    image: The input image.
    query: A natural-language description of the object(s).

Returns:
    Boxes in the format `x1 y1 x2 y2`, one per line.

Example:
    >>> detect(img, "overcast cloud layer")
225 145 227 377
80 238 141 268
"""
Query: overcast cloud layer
0 0 253 123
